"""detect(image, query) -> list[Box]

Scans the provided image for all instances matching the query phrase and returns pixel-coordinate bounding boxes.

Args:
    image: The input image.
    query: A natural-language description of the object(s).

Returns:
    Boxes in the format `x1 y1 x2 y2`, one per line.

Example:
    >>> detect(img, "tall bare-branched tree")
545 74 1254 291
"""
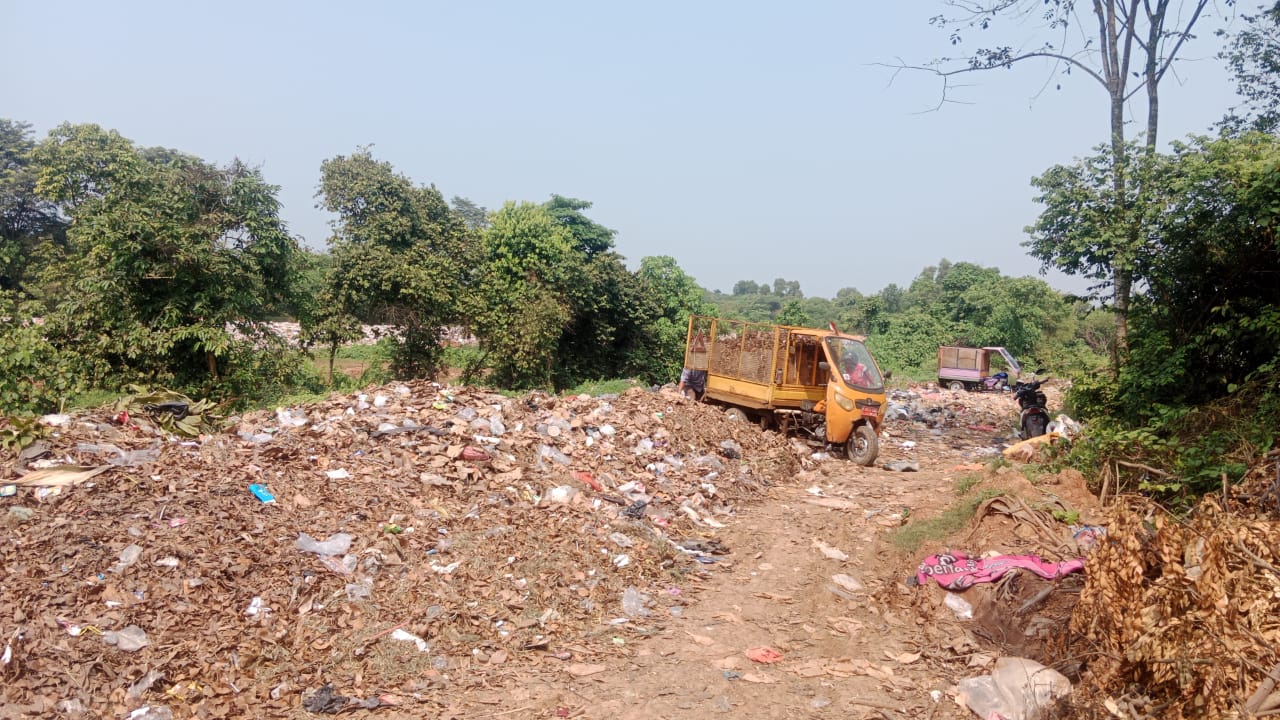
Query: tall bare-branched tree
893 1 1229 366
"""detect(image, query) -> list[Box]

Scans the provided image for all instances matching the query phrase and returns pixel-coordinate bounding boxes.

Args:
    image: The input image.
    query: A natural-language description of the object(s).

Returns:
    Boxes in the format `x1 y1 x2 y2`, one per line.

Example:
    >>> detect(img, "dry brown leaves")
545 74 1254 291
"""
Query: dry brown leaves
0 382 799 718
1071 456 1280 719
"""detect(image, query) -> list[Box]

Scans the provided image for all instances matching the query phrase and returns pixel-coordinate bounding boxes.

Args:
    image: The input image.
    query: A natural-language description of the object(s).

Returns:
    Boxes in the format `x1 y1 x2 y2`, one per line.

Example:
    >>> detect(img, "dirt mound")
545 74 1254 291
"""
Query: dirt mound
0 383 799 718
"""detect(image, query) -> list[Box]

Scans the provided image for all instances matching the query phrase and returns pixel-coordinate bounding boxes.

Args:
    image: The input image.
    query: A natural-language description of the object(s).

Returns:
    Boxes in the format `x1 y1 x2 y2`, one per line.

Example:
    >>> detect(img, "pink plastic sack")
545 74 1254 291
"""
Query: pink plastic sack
915 550 1084 590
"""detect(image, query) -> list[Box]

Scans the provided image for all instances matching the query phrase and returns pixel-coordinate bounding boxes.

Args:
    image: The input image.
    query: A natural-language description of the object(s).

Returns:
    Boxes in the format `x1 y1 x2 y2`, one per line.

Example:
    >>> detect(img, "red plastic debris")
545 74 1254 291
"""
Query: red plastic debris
573 470 602 492
745 647 784 664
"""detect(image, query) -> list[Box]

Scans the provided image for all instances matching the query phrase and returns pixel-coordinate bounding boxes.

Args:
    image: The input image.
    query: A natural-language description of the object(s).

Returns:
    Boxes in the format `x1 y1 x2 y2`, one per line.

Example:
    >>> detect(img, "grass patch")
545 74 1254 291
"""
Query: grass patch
563 378 643 396
441 345 482 370
891 488 1005 554
67 388 121 411
335 339 394 362
954 473 984 496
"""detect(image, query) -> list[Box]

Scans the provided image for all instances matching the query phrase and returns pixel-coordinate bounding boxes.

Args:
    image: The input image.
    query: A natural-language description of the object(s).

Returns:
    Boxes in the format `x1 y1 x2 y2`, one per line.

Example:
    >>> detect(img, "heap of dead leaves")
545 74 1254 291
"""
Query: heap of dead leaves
1068 449 1280 720
0 382 800 718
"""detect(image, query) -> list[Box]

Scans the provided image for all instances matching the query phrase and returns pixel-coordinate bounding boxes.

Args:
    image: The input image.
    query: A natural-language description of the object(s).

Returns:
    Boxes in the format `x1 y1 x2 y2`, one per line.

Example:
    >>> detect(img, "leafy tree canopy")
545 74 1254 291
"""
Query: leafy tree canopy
34 122 303 393
317 148 476 377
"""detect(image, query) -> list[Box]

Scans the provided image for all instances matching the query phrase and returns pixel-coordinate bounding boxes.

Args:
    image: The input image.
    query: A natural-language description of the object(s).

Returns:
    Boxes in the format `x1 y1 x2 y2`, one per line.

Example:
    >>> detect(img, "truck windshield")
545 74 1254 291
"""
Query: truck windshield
825 337 883 390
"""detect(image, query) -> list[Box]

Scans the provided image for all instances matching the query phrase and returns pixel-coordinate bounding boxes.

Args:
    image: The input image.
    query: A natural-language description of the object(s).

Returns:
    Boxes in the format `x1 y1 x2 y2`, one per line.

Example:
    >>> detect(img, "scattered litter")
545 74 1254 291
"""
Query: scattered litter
1071 525 1106 551
126 666 165 696
1 380 803 717
719 439 742 459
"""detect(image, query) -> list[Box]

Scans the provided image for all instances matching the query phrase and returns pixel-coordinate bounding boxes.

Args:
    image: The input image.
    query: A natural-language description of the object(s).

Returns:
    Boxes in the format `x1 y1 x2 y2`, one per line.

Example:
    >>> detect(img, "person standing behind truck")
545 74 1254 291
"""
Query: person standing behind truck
678 366 707 400
679 331 710 400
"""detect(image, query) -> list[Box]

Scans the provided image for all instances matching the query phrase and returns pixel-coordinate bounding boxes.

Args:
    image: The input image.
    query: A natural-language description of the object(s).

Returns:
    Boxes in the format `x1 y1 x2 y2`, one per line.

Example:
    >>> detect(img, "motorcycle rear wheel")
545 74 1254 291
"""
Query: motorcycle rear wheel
1025 413 1049 438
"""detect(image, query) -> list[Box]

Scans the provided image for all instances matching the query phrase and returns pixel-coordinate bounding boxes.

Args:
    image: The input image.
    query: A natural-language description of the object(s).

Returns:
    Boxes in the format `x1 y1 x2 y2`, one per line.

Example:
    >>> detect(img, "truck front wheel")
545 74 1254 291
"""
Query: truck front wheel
947 380 966 392
846 423 879 466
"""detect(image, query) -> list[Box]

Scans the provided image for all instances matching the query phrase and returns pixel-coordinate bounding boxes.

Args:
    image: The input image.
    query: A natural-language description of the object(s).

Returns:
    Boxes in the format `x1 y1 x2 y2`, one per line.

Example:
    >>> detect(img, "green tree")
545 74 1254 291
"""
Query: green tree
800 296 836 328
34 123 302 394
318 148 476 378
450 195 490 230
776 299 811 327
541 195 657 388
772 278 802 298
868 307 955 374
294 250 362 383
635 255 714 383
0 119 65 295
1221 2 1280 135
1120 132 1280 413
469 201 582 388
732 279 761 295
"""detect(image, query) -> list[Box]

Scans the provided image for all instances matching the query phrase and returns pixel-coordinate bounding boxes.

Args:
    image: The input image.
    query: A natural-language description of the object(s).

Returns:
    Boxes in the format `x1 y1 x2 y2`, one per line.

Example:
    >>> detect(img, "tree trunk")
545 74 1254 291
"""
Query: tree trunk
1109 86 1130 373
206 350 220 381
328 343 338 386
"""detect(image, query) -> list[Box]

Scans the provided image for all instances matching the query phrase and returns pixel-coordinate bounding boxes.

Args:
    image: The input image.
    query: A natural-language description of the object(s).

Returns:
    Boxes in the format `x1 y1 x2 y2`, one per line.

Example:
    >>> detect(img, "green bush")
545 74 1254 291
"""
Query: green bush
0 297 91 414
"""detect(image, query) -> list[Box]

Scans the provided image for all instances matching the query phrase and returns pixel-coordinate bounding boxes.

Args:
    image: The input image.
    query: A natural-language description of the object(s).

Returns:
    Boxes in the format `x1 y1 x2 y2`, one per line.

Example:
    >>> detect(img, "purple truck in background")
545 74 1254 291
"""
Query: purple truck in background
937 346 1021 392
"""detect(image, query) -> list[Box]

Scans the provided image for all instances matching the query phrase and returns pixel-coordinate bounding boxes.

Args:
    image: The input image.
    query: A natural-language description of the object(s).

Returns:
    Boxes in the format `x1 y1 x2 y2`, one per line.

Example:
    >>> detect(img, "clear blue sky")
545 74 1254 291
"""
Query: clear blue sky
2 1 1242 299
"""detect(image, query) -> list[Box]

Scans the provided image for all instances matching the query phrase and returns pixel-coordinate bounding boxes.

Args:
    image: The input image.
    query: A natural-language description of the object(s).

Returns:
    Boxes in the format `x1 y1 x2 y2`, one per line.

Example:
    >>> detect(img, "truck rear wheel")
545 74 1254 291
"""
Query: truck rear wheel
947 380 966 391
725 407 748 423
846 423 879 466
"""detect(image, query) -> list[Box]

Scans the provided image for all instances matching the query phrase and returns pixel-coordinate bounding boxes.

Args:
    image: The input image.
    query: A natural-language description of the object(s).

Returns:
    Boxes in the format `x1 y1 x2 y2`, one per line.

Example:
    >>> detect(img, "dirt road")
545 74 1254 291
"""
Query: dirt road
436 459 1069 720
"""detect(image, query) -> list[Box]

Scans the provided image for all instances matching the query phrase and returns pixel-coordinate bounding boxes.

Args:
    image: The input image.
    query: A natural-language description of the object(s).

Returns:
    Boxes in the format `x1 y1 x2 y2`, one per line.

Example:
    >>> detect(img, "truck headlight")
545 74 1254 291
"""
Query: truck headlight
834 392 854 411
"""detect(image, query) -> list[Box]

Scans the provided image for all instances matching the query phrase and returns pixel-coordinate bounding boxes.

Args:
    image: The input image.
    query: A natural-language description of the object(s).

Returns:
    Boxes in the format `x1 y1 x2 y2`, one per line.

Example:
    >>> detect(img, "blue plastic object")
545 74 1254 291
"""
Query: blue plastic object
249 484 276 503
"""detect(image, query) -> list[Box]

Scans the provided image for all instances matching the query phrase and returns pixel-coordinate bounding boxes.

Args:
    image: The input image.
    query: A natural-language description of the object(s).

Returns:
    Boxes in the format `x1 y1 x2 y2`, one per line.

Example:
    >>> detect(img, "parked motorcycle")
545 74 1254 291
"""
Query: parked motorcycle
1012 377 1050 439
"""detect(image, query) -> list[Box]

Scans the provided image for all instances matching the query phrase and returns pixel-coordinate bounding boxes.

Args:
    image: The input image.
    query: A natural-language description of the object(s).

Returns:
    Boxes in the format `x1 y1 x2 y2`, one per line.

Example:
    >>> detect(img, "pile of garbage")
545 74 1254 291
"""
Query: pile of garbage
879 384 1067 467
0 382 798 718
1068 450 1280 719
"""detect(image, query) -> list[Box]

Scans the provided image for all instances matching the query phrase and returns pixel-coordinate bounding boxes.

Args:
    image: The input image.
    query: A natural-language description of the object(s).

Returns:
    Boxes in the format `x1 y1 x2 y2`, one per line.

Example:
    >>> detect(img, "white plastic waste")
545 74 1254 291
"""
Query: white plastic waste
957 657 1071 720
295 532 354 556
945 592 974 620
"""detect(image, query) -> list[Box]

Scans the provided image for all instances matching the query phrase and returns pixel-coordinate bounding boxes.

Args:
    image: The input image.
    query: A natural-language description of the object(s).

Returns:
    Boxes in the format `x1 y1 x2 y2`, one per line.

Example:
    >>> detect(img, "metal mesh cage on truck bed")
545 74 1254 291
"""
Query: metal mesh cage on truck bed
704 318 777 385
